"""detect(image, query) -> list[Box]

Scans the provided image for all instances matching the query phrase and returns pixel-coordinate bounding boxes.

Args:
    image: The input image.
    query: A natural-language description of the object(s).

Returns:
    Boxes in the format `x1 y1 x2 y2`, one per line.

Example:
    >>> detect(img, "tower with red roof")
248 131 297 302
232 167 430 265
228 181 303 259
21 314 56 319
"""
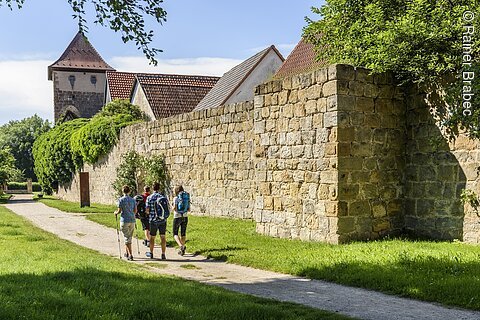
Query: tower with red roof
48 32 115 123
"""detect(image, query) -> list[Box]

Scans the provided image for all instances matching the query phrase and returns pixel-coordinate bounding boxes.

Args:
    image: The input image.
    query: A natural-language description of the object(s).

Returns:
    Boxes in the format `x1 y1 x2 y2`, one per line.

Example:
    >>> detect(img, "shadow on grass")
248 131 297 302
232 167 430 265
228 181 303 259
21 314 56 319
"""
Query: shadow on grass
194 246 248 262
0 268 347 320
296 255 480 311
195 246 247 255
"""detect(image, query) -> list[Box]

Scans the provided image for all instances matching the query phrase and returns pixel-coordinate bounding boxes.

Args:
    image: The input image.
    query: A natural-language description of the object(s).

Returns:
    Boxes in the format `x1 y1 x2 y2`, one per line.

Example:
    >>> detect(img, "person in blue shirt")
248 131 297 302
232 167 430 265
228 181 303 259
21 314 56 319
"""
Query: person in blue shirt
114 185 137 261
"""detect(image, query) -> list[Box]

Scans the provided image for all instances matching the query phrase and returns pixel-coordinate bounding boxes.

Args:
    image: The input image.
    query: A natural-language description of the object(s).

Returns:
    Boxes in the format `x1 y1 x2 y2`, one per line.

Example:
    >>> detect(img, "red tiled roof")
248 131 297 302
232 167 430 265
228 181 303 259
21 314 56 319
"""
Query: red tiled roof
48 32 114 80
274 38 326 79
136 74 219 119
194 46 284 111
106 71 136 101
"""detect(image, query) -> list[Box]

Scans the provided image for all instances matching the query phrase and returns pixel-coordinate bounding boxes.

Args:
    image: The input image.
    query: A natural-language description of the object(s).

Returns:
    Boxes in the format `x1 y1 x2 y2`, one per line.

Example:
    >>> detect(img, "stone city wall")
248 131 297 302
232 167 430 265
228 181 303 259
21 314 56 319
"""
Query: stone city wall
252 65 405 243
57 64 480 244
58 101 256 220
405 86 480 242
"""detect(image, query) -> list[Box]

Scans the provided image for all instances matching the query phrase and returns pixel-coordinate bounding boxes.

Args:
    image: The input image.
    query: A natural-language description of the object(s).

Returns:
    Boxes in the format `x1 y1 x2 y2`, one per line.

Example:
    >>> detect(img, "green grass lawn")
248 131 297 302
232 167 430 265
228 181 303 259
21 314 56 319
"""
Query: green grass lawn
0 205 349 320
89 214 480 311
35 194 116 213
37 196 480 310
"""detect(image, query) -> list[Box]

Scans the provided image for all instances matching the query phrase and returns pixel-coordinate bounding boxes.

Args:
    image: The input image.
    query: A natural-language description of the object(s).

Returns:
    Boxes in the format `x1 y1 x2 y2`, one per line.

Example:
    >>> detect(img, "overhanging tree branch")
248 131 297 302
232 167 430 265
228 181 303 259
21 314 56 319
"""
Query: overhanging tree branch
0 0 167 65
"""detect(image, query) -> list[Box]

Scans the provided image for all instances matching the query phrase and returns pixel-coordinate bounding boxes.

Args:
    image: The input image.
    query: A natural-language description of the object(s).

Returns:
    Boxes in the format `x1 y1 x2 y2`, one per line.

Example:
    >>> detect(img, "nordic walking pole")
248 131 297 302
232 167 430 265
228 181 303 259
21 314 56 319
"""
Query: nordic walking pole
115 213 122 259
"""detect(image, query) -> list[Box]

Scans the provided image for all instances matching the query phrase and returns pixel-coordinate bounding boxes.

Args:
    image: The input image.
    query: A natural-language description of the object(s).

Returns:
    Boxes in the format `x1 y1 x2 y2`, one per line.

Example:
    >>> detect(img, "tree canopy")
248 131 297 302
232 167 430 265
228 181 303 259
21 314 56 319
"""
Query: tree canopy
304 0 479 139
0 0 167 64
0 115 51 181
0 148 23 187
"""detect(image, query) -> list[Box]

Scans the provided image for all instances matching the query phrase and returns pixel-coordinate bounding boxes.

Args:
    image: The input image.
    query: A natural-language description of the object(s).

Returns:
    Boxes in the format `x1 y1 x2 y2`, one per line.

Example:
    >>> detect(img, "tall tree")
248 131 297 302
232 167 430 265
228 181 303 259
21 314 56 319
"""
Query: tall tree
0 0 167 64
304 0 479 139
0 148 23 188
0 115 51 181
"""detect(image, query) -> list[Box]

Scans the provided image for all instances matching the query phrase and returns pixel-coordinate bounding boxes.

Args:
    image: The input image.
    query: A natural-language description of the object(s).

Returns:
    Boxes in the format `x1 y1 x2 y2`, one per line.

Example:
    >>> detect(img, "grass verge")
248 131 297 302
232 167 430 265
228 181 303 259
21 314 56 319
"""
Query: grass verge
89 213 480 310
34 194 116 213
0 205 349 320
40 197 480 310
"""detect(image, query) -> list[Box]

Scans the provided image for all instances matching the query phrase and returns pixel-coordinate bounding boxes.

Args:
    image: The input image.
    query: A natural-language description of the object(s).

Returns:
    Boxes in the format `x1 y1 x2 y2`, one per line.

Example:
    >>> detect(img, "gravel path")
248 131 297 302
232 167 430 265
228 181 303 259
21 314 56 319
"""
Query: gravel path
5 194 480 320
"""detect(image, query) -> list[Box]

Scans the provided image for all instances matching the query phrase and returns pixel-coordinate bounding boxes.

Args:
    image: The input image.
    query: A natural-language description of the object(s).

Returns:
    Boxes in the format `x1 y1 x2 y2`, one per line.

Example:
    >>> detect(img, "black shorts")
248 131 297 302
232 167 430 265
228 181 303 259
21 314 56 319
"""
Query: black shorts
149 220 167 236
140 217 149 231
173 217 188 237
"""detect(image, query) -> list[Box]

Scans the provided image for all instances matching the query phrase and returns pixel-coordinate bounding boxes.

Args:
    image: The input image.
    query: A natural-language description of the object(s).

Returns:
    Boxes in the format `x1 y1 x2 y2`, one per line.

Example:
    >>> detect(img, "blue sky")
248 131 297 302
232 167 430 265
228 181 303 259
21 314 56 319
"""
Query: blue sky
0 0 323 124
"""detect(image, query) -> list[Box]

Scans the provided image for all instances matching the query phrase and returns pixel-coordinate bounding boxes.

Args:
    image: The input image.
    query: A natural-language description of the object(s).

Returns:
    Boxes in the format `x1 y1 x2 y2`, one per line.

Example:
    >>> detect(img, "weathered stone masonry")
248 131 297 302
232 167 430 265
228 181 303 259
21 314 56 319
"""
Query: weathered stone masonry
59 101 257 220
58 64 480 244
252 66 405 243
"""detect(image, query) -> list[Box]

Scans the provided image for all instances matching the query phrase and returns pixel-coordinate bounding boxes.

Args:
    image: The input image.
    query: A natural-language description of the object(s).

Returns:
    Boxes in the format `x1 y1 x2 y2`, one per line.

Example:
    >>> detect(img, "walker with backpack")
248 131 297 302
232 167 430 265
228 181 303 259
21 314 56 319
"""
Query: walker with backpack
175 190 190 216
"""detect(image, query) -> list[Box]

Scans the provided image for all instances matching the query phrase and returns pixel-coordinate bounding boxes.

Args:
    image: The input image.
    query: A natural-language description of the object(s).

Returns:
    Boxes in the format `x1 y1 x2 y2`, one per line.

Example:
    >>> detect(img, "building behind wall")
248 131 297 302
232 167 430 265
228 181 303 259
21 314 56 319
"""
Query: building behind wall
48 32 115 123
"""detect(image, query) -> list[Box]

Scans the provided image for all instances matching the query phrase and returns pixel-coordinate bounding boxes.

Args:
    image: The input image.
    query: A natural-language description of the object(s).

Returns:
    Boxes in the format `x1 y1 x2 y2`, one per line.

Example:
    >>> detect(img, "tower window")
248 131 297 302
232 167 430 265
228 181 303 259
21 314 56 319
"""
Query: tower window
68 75 76 89
90 75 97 85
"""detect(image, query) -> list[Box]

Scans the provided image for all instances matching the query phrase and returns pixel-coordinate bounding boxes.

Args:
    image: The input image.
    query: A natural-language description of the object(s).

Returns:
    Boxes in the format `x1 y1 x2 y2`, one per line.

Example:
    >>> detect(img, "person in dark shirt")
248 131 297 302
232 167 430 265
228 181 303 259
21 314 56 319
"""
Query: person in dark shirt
145 182 169 260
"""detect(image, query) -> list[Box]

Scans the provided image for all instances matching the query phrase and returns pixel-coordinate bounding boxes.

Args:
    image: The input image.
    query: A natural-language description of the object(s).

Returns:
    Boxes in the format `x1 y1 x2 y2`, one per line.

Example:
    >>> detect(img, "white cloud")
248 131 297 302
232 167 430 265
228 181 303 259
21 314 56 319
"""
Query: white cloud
109 56 243 77
0 56 244 125
0 60 53 124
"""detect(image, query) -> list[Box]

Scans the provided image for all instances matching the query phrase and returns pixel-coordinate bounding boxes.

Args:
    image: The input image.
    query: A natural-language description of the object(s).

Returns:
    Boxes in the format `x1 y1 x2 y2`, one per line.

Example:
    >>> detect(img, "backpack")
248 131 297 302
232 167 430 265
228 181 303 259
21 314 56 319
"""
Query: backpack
153 195 170 221
134 195 147 219
176 191 190 215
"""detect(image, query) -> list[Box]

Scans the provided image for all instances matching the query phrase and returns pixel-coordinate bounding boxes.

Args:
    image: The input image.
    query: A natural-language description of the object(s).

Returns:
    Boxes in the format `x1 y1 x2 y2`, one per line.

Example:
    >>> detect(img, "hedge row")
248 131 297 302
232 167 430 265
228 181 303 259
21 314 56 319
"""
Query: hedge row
7 182 41 192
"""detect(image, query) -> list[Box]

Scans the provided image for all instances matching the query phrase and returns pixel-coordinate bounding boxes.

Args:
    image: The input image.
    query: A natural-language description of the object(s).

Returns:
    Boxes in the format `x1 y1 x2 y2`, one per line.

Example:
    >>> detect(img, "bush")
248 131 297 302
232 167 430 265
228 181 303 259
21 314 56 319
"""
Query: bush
112 151 142 197
33 182 41 192
7 182 26 190
33 101 144 194
33 119 88 194
112 151 171 198
70 114 139 164
6 182 41 192
97 99 144 119
144 154 171 195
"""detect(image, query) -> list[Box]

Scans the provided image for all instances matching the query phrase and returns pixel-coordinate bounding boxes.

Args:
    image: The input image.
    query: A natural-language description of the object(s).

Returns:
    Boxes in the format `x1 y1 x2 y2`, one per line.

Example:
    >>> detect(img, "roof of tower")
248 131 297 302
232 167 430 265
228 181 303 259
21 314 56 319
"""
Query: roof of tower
48 32 114 80
273 38 326 79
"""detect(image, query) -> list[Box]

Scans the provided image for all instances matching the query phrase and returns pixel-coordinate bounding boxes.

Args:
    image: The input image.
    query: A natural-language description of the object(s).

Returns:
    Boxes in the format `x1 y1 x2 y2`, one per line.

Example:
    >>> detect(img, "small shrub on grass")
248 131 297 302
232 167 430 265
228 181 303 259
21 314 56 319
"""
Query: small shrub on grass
0 193 12 203
112 151 143 197
112 151 171 197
